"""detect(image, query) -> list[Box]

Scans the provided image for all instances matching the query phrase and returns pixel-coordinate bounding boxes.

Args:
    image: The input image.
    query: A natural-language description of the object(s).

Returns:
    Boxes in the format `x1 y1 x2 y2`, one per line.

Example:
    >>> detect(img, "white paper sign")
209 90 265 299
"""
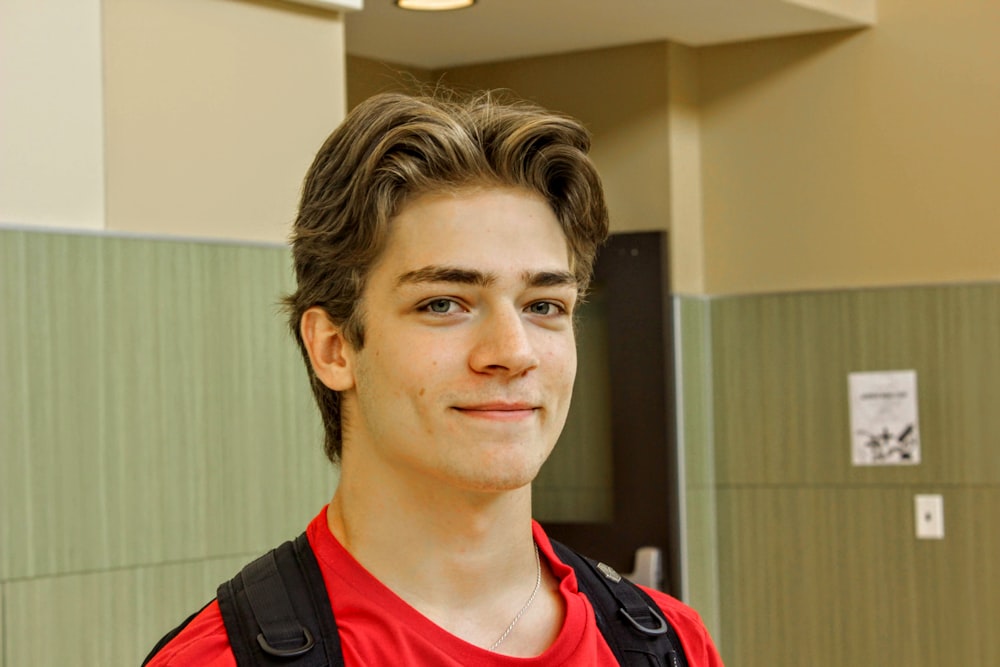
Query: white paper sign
848 370 921 466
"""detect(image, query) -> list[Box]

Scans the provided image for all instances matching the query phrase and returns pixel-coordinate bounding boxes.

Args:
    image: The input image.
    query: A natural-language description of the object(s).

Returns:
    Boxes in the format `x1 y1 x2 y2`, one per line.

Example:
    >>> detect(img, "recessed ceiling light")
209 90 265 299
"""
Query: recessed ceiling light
395 0 476 11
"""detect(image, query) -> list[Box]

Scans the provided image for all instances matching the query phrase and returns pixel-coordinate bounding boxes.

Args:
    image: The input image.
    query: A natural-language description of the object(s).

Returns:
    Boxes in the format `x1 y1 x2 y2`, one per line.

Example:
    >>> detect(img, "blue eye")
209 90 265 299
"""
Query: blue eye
426 299 454 314
528 301 561 316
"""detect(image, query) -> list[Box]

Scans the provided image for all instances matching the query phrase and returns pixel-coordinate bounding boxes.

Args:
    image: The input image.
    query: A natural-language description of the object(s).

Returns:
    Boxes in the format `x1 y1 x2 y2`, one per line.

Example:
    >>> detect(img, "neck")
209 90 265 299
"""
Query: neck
326 455 562 655
329 457 535 582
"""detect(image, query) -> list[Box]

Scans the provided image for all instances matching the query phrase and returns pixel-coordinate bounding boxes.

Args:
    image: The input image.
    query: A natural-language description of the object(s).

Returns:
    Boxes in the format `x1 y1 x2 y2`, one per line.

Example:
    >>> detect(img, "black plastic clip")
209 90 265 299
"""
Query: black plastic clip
619 605 669 636
256 627 315 658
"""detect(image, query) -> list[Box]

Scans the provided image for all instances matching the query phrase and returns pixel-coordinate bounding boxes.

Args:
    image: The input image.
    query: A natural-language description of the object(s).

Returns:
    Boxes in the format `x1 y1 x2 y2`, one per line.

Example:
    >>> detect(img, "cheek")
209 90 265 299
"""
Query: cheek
543 338 577 389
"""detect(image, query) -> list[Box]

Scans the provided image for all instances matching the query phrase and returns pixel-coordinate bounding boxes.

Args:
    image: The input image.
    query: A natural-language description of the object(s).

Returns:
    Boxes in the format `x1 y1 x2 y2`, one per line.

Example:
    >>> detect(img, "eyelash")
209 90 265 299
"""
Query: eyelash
420 298 462 315
527 301 566 316
416 298 568 317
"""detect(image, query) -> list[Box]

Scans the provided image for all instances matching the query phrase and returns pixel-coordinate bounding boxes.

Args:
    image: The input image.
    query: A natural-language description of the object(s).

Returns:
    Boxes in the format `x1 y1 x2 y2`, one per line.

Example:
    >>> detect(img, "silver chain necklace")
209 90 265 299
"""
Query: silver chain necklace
488 542 542 652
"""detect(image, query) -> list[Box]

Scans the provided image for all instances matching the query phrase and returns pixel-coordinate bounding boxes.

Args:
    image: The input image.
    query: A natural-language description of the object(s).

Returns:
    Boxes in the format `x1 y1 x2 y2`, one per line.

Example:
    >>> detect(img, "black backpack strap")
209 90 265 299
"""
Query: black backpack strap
551 540 689 667
217 533 344 667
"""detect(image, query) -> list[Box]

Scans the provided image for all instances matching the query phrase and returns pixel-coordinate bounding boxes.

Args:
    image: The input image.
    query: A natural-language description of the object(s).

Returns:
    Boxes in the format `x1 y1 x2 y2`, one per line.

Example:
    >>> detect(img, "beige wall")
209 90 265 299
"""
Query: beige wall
103 0 346 243
667 43 708 294
698 0 1000 294
346 55 434 111
0 0 106 229
1 0 346 243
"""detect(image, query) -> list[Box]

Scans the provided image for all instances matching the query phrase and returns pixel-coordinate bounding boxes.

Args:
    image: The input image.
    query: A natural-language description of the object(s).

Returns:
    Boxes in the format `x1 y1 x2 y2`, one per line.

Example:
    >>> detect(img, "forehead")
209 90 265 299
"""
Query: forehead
375 187 572 277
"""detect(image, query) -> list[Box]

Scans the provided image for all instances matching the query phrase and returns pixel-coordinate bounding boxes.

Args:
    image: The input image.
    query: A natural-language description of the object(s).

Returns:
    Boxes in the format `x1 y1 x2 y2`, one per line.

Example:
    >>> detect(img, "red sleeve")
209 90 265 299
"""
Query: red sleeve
643 588 725 667
144 601 237 667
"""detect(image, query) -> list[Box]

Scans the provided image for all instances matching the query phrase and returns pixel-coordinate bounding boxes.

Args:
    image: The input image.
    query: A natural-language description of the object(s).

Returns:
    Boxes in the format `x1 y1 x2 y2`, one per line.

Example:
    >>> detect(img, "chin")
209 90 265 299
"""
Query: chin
466 460 546 494
439 437 554 493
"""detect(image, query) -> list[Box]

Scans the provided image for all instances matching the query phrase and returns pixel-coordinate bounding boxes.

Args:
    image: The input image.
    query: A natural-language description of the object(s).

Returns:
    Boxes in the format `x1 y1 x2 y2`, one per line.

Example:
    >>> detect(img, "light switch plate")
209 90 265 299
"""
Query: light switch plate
915 494 944 539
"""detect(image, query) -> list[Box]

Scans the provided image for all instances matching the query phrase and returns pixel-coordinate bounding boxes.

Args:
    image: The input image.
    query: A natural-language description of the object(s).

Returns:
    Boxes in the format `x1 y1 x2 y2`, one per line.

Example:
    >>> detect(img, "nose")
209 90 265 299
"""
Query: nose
468 306 539 377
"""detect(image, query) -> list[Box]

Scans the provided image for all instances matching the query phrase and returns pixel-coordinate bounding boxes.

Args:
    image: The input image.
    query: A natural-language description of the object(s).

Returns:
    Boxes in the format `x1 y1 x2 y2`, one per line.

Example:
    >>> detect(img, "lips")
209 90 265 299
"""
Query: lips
452 402 539 421
458 402 536 411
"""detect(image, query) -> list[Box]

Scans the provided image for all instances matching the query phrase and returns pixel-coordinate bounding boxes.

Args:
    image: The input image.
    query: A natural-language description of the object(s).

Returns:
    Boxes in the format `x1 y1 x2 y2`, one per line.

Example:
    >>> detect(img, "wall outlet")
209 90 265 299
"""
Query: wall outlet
914 494 945 539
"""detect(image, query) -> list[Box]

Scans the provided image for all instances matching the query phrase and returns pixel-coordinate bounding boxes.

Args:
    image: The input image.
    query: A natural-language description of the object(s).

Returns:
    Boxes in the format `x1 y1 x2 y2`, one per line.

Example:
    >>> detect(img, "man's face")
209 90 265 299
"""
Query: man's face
340 187 578 495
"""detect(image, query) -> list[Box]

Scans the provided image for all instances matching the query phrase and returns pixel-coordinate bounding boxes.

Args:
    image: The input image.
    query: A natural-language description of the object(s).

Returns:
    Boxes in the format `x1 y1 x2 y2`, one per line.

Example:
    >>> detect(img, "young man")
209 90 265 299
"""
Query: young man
145 92 722 665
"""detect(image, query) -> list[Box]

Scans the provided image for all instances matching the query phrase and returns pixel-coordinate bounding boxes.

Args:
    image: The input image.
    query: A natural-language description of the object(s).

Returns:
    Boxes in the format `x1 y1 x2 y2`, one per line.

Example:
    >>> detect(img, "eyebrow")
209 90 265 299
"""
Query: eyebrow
395 265 577 290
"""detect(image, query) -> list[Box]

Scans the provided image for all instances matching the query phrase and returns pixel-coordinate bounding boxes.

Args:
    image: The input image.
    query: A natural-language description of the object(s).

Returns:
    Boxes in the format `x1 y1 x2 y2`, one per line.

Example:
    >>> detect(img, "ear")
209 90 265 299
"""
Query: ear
300 307 356 392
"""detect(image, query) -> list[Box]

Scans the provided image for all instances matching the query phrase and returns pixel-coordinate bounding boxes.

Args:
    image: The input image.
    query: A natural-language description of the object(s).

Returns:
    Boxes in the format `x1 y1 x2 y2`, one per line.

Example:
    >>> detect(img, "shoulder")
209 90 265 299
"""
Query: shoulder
531 523 723 665
641 587 725 667
144 600 236 667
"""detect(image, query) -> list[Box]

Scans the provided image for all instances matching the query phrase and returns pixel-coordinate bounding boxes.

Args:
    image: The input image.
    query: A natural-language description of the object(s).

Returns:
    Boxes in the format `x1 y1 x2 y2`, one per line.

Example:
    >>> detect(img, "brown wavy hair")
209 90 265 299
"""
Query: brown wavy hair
284 91 609 463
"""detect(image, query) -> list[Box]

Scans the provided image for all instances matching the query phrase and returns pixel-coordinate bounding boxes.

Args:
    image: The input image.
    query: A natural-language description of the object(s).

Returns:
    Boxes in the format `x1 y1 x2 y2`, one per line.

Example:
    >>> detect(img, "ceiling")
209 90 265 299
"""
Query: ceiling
344 0 875 70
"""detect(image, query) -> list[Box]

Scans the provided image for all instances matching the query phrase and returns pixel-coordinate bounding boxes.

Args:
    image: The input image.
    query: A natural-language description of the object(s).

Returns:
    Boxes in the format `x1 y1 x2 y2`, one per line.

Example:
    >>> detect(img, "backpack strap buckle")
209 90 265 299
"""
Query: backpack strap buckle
619 604 669 636
256 627 315 657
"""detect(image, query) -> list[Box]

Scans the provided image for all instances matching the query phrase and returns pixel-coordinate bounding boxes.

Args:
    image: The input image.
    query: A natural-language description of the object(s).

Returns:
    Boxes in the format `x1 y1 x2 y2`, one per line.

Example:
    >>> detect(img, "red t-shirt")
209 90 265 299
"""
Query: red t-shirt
148 508 723 666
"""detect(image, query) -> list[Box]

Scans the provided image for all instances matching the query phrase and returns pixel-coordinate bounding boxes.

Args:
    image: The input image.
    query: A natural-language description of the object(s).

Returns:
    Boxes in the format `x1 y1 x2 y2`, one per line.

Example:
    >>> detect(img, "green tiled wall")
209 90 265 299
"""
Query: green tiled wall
711 286 1000 486
0 229 333 664
6 555 252 665
674 296 721 638
676 283 1000 666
